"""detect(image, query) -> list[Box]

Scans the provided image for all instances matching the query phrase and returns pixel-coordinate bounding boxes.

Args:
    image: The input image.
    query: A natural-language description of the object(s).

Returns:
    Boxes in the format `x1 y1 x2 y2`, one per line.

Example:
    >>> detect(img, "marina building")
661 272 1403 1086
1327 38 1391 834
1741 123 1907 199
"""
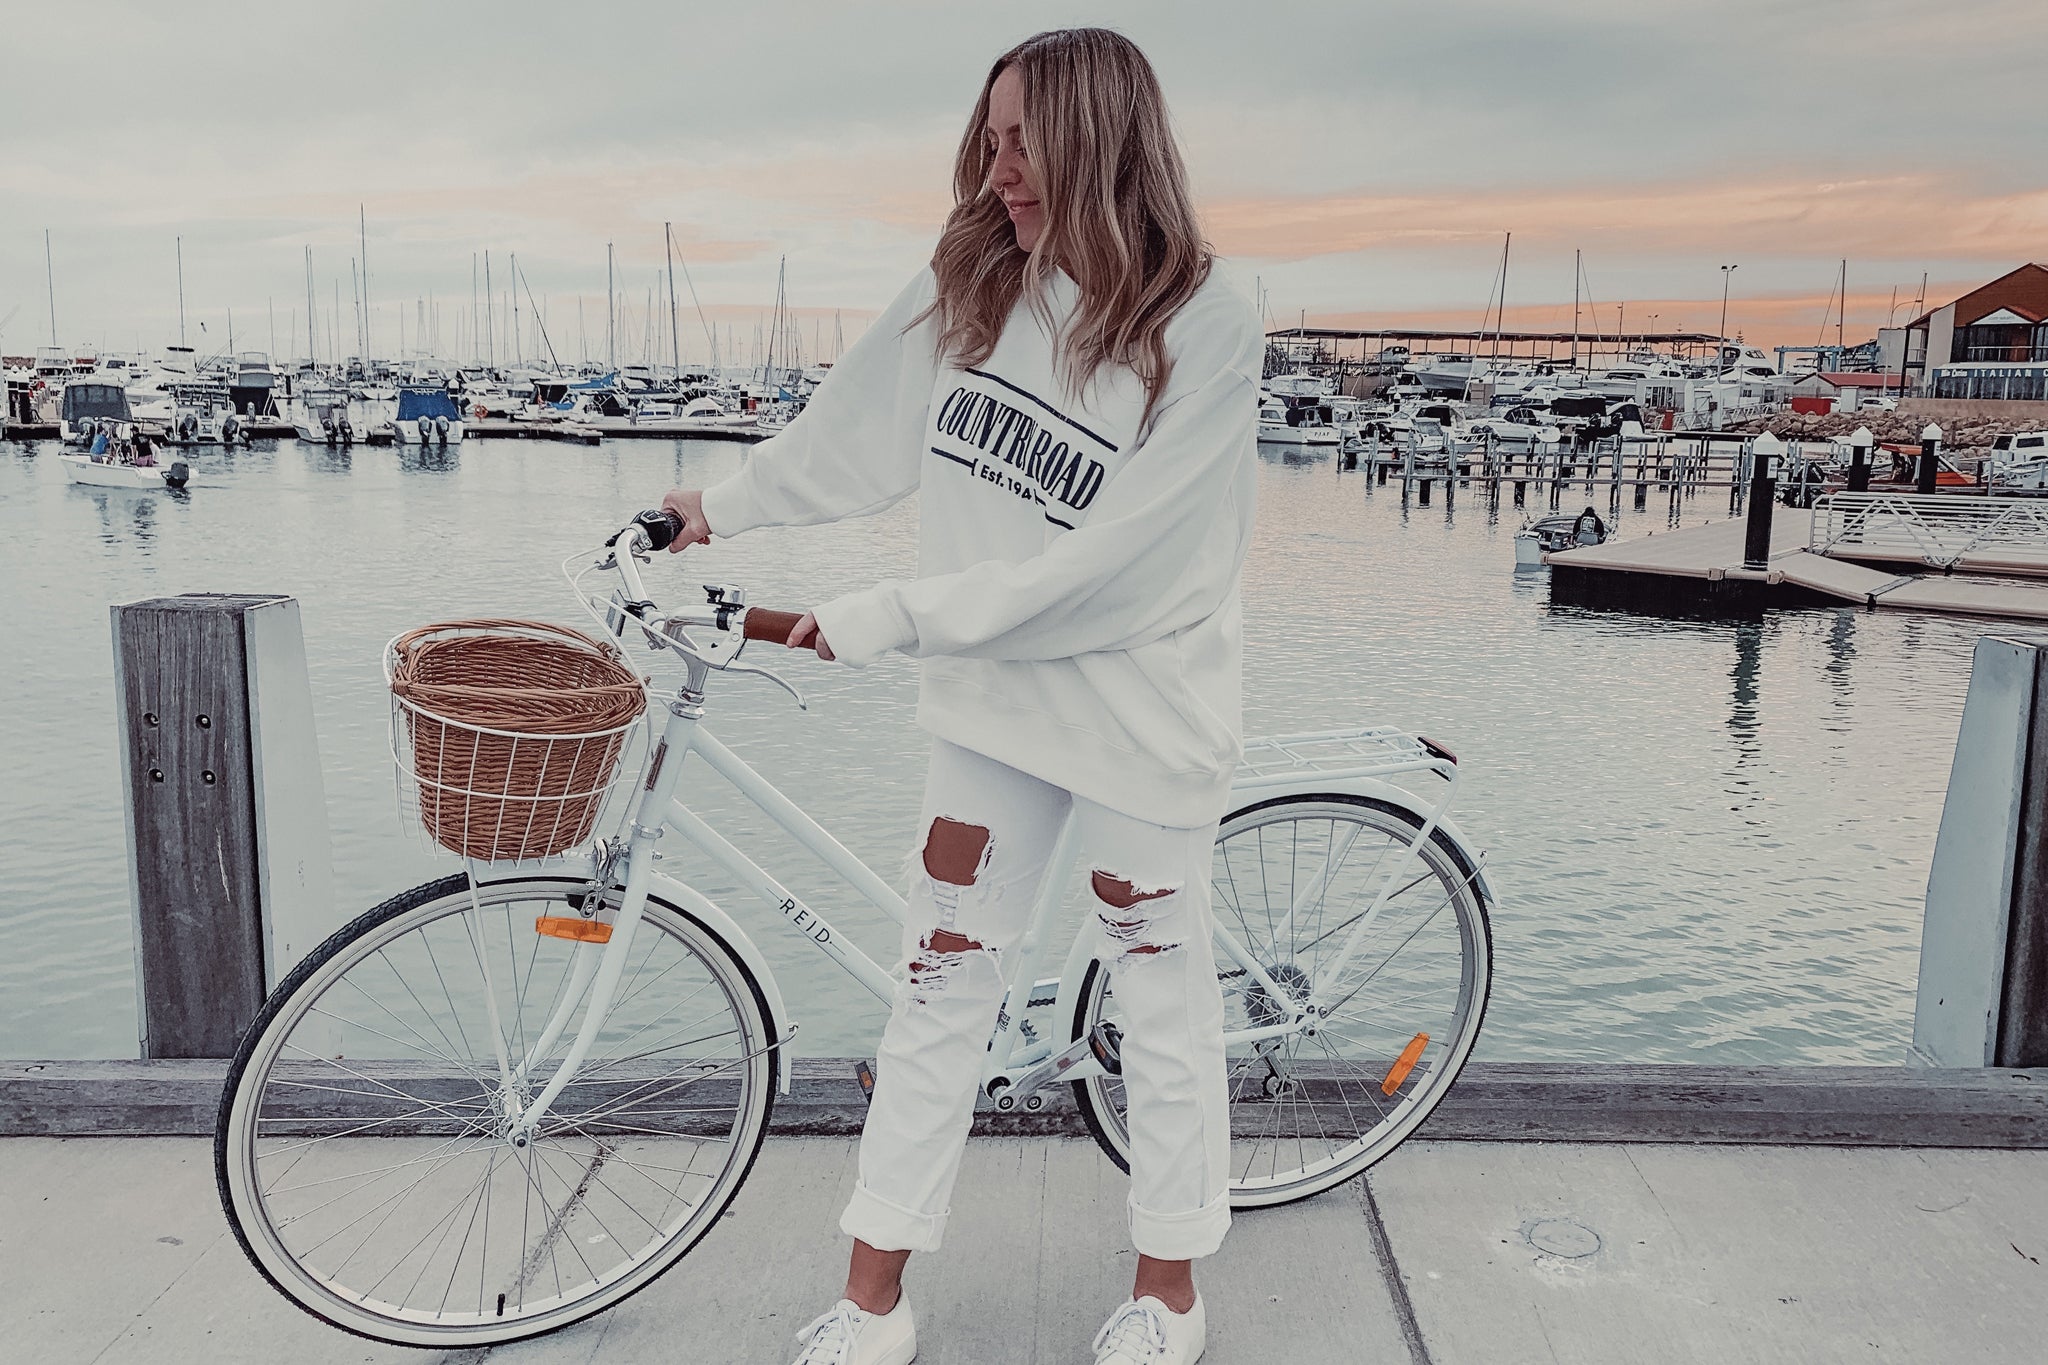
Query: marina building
1901 263 2048 400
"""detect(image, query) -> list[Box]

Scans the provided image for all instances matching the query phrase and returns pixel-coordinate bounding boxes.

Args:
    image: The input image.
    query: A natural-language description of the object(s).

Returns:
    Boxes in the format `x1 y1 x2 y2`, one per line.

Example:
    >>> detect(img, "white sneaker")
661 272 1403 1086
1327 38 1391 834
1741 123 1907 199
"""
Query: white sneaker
1092 1294 1206 1364
791 1295 917 1365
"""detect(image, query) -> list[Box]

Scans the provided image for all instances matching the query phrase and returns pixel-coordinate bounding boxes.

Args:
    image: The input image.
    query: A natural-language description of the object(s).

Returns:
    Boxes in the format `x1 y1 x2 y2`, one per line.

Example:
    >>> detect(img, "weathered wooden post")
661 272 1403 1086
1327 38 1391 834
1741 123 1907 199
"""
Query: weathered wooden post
1846 425 1873 493
1742 432 1782 570
1915 632 2048 1066
1917 422 1943 495
111 594 335 1058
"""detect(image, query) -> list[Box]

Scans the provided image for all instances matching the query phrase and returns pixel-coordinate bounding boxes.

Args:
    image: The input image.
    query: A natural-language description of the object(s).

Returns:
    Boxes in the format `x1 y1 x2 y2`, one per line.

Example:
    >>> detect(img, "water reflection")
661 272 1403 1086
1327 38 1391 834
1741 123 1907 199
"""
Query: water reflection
82 488 173 552
398 444 459 475
1823 609 1859 724
1726 619 1765 804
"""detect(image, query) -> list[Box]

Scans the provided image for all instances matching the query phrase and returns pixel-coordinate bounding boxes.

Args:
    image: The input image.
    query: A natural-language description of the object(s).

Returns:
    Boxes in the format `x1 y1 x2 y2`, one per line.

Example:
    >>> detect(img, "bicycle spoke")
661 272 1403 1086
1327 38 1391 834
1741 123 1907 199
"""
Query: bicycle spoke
223 878 771 1343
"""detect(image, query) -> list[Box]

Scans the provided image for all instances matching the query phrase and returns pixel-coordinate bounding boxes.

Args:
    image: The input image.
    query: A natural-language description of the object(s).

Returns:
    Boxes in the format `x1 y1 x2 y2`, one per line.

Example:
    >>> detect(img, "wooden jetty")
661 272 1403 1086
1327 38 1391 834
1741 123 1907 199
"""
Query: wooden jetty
1548 518 2048 620
468 417 766 445
466 418 601 445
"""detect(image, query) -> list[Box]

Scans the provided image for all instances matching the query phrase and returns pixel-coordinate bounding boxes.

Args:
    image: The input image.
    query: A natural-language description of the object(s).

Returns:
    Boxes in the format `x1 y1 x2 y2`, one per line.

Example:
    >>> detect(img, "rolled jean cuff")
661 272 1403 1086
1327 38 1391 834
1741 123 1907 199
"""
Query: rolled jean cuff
841 1181 948 1253
1129 1190 1231 1260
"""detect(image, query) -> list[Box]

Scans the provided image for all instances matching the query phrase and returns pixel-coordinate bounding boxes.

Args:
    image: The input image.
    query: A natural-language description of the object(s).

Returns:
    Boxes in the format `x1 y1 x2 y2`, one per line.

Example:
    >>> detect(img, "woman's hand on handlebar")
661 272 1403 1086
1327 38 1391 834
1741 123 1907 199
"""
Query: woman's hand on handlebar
659 488 713 552
786 613 836 662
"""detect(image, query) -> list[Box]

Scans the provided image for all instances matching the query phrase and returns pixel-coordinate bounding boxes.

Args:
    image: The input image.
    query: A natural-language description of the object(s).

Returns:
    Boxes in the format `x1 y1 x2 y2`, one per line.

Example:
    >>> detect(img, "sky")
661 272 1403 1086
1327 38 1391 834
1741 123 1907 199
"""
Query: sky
3 0 2044 365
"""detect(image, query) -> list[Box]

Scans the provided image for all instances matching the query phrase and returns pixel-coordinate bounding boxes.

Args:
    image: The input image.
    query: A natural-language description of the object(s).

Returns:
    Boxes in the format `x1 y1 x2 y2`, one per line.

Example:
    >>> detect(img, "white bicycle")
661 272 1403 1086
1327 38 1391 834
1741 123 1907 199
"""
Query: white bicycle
214 509 1496 1347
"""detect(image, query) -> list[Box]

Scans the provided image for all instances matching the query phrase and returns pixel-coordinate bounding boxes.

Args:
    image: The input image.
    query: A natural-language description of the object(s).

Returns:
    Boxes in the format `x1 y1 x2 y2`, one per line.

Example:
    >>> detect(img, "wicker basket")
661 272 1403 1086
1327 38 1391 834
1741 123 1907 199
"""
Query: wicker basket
387 619 646 861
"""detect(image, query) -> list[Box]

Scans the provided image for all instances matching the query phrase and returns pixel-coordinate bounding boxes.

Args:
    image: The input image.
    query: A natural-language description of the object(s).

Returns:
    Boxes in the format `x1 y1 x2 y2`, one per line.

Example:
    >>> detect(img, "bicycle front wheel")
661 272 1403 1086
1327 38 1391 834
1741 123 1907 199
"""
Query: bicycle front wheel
1073 793 1492 1208
216 873 776 1347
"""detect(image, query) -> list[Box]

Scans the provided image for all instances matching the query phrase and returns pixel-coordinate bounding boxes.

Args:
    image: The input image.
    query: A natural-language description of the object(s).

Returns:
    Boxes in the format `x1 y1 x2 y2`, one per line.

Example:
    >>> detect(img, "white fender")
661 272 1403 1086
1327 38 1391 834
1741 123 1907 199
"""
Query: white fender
469 864 795 1093
649 871 796 1093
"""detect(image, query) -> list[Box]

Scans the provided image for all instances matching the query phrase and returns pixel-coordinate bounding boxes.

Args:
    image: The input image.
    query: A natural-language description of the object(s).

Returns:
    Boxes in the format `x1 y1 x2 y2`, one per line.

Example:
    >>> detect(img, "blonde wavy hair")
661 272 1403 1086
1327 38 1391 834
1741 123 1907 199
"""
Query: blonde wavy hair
917 28 1212 423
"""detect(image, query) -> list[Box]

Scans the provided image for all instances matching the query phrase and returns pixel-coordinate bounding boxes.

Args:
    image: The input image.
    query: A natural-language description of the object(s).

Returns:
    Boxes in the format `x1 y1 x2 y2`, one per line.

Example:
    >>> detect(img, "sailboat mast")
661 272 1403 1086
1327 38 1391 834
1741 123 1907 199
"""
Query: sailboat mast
359 205 371 364
665 223 681 377
177 236 187 346
1495 231 1510 364
1838 259 1847 353
305 246 317 365
607 243 615 375
484 251 494 368
44 228 57 347
511 253 520 367
1571 248 1581 367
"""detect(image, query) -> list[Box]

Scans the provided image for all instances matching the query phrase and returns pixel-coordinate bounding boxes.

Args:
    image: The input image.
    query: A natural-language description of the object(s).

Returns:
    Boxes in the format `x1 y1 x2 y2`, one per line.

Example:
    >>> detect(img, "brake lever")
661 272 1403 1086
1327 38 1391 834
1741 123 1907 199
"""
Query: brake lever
728 652 809 711
653 617 808 710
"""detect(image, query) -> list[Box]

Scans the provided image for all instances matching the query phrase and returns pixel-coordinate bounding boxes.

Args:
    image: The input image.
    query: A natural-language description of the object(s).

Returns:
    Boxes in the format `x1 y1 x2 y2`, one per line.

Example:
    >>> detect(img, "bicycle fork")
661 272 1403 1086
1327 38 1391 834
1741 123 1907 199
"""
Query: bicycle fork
492 690 705 1148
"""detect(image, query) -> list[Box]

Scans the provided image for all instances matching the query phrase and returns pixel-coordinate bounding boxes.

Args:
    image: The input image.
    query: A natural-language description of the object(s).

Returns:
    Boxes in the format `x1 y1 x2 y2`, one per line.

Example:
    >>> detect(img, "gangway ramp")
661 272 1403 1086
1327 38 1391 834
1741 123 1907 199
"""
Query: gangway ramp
1771 552 1912 604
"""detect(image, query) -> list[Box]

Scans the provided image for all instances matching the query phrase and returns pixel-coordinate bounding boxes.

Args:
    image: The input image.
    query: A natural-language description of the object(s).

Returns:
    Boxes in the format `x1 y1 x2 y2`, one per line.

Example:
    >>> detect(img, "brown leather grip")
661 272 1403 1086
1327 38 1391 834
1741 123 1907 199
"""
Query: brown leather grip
742 608 813 649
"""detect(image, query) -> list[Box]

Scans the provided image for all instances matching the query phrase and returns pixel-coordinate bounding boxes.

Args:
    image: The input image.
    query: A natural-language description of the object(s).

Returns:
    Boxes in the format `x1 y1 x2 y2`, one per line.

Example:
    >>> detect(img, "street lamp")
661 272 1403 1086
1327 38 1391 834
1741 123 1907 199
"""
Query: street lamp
1718 264 1739 341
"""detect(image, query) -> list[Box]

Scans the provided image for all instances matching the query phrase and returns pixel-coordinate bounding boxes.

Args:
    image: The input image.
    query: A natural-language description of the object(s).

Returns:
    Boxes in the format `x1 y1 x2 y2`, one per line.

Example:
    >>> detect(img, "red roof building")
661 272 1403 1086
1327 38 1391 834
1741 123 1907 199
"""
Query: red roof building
1903 264 2048 400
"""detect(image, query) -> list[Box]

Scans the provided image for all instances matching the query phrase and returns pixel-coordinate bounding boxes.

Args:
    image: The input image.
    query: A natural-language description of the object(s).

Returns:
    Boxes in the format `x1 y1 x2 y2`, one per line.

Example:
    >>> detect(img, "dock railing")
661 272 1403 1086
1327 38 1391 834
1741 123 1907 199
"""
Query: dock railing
1811 493 2048 571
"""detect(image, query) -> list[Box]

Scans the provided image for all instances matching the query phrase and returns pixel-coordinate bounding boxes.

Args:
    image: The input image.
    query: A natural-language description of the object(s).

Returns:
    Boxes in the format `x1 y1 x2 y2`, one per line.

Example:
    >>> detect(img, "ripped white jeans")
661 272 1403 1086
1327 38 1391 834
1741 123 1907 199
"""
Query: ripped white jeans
840 738 1232 1261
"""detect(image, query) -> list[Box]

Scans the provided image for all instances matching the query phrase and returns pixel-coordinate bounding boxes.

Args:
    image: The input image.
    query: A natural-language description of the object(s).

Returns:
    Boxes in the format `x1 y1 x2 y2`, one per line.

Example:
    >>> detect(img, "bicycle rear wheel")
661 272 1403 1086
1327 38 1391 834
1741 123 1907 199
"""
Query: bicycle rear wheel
216 873 775 1347
1072 793 1491 1208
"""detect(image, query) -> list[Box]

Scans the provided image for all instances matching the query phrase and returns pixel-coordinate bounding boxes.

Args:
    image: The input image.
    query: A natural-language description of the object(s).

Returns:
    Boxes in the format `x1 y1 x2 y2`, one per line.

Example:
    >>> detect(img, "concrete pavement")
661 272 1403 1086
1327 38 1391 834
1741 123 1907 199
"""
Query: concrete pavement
5 1137 2044 1364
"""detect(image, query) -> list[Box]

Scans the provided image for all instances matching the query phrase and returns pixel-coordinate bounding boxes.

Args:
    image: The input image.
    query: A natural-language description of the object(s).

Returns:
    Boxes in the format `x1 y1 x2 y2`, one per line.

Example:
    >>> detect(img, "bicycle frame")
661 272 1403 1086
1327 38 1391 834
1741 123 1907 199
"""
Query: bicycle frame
489 530 1487 1144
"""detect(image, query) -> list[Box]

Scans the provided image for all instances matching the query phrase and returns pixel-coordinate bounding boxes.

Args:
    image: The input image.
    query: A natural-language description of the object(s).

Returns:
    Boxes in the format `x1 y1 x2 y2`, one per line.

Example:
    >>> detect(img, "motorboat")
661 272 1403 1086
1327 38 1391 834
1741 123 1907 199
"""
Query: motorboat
291 387 360 445
1410 354 1488 396
58 377 135 444
1258 397 1341 446
164 380 241 445
1514 509 1607 567
62 453 190 489
394 386 465 445
228 352 280 417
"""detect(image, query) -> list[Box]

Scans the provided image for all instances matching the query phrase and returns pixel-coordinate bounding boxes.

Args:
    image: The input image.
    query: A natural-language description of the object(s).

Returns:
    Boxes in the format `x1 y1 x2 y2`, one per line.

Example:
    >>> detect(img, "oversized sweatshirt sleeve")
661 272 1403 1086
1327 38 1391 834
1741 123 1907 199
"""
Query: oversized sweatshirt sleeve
698 268 939 536
812 295 1262 666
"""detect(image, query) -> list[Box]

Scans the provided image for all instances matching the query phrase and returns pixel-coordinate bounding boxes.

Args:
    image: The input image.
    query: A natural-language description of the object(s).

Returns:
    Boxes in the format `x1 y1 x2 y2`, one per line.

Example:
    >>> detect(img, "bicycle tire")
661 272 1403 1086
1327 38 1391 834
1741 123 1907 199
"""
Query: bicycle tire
1071 792 1492 1209
215 872 777 1348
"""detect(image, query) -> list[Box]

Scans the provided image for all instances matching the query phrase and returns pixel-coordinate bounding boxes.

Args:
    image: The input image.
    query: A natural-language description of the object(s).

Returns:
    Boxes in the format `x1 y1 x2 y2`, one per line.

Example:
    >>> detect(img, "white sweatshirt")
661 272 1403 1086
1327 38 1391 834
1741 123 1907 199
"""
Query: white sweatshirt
700 264 1262 827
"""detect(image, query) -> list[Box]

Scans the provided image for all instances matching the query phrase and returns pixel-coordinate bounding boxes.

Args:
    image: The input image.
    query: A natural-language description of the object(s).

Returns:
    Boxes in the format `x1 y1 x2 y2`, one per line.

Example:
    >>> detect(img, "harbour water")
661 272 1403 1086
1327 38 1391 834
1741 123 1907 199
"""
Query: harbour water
0 436 1976 1063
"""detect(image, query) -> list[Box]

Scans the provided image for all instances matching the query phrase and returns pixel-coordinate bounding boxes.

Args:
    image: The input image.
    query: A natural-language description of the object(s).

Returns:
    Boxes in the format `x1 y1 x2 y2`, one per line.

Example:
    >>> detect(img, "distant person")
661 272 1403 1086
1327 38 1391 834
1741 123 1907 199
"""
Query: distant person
133 431 156 467
661 28 1255 1365
89 422 108 457
1574 505 1607 545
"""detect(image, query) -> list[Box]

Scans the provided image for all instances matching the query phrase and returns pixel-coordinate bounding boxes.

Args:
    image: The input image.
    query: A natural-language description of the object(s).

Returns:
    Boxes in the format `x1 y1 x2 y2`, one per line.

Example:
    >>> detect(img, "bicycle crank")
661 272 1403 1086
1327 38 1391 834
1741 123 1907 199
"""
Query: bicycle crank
988 1021 1123 1111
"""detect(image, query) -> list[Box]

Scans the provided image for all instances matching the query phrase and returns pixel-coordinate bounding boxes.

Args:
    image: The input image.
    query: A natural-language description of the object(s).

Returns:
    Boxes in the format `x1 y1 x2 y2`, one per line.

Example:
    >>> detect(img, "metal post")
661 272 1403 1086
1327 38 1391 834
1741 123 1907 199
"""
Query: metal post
1918 423 1943 495
1848 425 1873 494
111 594 335 1058
1742 433 1783 570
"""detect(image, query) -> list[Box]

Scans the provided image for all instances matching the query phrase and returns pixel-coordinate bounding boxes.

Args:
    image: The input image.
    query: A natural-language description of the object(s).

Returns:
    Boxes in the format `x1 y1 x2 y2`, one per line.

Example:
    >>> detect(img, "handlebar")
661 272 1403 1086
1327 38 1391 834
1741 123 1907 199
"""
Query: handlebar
609 511 820 652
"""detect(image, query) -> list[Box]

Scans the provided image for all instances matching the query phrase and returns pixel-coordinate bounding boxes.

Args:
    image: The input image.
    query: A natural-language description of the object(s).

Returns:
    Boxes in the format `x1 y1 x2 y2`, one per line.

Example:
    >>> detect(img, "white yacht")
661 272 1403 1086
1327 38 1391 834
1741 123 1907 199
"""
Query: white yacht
394 386 465 444
1258 397 1340 446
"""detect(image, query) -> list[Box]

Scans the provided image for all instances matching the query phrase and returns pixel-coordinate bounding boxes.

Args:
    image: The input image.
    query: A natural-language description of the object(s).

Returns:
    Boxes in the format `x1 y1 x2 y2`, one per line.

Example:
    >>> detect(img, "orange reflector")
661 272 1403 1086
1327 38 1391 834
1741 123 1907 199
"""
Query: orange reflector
1381 1032 1430 1096
536 916 612 944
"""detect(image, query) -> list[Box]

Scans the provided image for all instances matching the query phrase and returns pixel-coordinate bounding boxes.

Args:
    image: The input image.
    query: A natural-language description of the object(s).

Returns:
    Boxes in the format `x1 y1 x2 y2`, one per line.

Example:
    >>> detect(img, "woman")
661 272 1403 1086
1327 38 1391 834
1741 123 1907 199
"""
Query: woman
663 28 1259 1365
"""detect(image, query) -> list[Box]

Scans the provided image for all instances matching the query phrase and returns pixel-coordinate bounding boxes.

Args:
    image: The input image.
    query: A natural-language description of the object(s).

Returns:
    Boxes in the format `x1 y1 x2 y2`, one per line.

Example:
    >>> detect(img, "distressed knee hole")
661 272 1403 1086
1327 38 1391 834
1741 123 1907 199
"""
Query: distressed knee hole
903 928 996 1007
919 817 995 937
923 817 992 886
1092 872 1185 958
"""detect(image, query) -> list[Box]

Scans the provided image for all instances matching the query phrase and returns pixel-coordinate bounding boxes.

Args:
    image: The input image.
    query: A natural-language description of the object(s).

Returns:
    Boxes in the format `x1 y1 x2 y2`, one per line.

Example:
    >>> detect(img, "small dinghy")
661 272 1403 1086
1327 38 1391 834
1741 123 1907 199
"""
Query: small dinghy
1514 507 1606 567
62 454 190 490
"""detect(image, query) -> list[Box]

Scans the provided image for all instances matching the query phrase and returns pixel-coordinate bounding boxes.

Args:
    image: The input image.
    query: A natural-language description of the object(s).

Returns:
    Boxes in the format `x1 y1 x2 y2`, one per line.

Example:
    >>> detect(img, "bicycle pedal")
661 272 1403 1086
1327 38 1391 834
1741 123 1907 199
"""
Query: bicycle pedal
1089 1021 1124 1077
854 1058 877 1104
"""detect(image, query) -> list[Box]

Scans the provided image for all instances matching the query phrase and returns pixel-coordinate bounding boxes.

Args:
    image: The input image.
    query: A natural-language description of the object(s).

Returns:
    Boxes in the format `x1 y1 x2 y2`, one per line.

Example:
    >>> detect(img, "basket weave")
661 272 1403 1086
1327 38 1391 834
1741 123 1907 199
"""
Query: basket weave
390 619 646 860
